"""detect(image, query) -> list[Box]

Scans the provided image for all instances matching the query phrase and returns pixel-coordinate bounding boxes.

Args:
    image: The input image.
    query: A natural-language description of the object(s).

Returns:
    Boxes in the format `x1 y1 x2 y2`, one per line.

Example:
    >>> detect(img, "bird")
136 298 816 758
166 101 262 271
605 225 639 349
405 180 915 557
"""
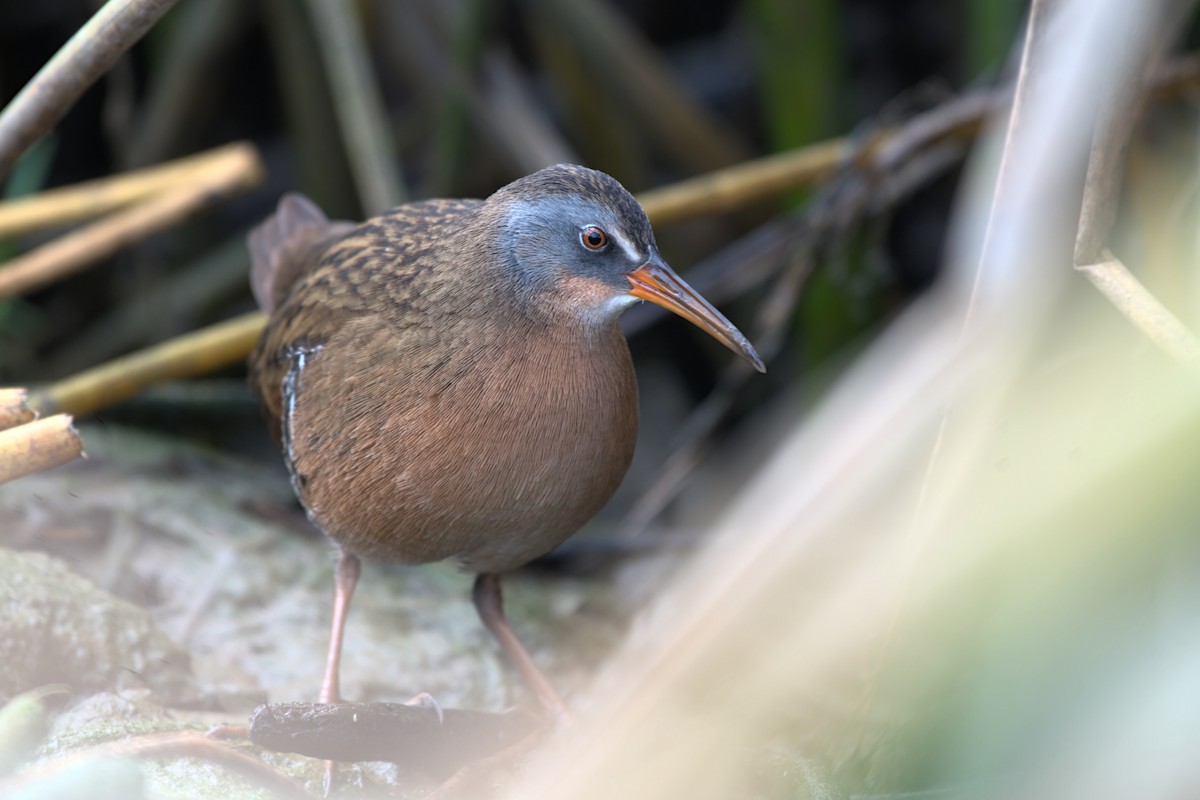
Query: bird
247 163 764 729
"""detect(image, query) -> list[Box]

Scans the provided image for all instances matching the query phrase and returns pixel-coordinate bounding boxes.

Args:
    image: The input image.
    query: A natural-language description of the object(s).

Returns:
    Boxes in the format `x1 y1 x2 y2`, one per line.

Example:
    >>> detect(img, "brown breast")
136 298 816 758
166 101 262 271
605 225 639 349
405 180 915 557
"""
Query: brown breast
280 311 638 572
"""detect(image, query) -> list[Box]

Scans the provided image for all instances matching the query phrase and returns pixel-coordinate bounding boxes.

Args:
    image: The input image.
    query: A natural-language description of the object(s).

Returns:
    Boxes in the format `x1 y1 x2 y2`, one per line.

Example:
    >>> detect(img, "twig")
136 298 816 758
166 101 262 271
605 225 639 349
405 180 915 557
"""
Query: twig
858 0 1186 760
0 414 83 484
1077 256 1200 364
1073 5 1157 265
0 388 35 431
639 53 1200 229
0 144 263 297
623 98 977 534
1066 13 1200 365
0 142 258 238
639 138 850 226
302 0 406 213
0 0 182 181
636 87 987 228
872 89 994 174
27 311 266 417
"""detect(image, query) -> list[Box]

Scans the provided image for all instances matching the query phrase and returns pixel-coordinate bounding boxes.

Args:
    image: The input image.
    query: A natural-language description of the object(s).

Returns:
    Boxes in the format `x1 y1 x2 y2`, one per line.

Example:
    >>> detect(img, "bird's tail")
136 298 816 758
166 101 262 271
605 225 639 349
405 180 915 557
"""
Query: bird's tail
248 193 354 313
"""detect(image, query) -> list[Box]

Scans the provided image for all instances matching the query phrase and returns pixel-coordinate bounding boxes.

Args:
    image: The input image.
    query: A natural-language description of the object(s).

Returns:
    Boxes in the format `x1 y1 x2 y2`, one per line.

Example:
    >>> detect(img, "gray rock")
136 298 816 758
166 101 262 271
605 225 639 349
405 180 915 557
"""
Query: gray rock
0 549 195 704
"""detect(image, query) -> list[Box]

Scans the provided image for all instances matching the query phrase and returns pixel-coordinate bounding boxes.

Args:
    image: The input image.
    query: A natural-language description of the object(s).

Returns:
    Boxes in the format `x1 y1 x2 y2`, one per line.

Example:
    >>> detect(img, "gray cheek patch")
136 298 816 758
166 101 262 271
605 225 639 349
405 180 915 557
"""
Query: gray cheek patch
506 197 634 256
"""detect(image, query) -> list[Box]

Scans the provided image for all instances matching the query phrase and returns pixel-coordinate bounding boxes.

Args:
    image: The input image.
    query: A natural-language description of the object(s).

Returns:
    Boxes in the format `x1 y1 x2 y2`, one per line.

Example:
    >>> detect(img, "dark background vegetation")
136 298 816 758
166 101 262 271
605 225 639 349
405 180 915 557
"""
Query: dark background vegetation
0 0 1022 394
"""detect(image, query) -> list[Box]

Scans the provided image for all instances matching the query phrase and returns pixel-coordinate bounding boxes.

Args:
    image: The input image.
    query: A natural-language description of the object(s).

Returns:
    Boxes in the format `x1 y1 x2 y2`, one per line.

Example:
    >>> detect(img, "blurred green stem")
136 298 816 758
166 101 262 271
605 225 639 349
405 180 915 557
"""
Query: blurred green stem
746 0 842 152
967 0 1023 76
525 0 748 177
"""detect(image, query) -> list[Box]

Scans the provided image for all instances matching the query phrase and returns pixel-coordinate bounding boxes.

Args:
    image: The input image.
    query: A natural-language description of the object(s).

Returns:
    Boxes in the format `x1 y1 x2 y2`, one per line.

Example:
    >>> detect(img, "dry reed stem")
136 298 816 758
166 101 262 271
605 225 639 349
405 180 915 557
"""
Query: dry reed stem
0 415 82 484
1066 16 1200 366
0 144 263 298
640 52 1200 228
0 388 36 431
639 138 849 226
0 0 182 181
1077 256 1200 365
303 0 405 212
0 142 257 238
28 311 266 417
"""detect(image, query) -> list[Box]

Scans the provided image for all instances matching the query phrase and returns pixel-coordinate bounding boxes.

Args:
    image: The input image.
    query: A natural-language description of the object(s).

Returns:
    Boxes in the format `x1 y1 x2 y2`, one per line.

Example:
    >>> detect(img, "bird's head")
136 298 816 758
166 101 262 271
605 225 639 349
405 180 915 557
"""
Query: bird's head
489 164 764 373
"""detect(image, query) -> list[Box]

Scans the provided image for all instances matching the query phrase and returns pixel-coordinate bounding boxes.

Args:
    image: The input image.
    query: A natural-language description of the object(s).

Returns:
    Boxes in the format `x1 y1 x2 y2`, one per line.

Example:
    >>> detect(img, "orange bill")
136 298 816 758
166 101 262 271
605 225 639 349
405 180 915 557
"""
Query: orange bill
627 260 765 373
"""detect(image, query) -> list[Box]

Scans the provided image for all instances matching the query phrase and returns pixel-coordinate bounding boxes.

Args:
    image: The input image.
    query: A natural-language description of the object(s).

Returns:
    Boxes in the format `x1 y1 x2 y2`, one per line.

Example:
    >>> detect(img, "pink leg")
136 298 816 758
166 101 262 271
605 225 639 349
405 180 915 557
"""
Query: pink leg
319 550 361 704
320 549 360 796
472 573 571 722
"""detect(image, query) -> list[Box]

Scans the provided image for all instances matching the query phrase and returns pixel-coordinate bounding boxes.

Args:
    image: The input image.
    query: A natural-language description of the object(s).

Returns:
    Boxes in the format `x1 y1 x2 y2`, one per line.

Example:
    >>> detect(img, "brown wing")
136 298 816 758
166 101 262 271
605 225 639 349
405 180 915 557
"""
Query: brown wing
247 196 484 442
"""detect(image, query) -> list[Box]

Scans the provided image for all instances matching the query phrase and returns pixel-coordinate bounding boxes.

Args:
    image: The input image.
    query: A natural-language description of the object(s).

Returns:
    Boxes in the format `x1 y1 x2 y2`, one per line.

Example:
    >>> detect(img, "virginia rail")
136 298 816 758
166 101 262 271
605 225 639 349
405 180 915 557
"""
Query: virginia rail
248 164 763 726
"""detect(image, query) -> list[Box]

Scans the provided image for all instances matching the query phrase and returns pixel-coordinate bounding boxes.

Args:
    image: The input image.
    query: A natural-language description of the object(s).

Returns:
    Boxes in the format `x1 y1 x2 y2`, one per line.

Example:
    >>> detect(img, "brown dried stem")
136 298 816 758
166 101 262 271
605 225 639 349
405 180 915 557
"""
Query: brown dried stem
0 388 36 431
0 414 83 484
0 142 257 238
1073 49 1147 266
624 160 948 533
0 0 182 181
1068 14 1200 367
28 311 266 417
0 143 263 298
640 138 850 226
640 52 1200 228
1077 255 1200 364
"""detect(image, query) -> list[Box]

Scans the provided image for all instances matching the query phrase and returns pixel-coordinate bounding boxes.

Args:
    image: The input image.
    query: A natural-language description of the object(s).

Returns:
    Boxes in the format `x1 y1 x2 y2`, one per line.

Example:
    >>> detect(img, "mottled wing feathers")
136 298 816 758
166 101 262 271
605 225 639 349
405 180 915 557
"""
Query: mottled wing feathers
248 196 484 441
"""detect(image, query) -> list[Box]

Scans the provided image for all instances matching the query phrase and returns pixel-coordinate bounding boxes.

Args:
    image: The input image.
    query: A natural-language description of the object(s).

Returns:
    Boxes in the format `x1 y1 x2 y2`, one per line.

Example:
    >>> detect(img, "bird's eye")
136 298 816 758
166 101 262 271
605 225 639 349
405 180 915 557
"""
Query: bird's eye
580 226 609 251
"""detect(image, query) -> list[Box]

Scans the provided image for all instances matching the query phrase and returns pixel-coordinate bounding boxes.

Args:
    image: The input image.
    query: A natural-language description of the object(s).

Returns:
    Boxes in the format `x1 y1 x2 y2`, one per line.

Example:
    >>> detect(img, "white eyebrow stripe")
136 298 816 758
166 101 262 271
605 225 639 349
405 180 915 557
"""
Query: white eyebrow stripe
609 229 642 262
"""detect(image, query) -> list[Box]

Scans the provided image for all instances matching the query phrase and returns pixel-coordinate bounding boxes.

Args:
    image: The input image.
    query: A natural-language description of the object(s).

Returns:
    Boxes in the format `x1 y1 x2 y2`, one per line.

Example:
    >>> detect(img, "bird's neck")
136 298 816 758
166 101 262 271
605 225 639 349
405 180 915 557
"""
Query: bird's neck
506 270 636 341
